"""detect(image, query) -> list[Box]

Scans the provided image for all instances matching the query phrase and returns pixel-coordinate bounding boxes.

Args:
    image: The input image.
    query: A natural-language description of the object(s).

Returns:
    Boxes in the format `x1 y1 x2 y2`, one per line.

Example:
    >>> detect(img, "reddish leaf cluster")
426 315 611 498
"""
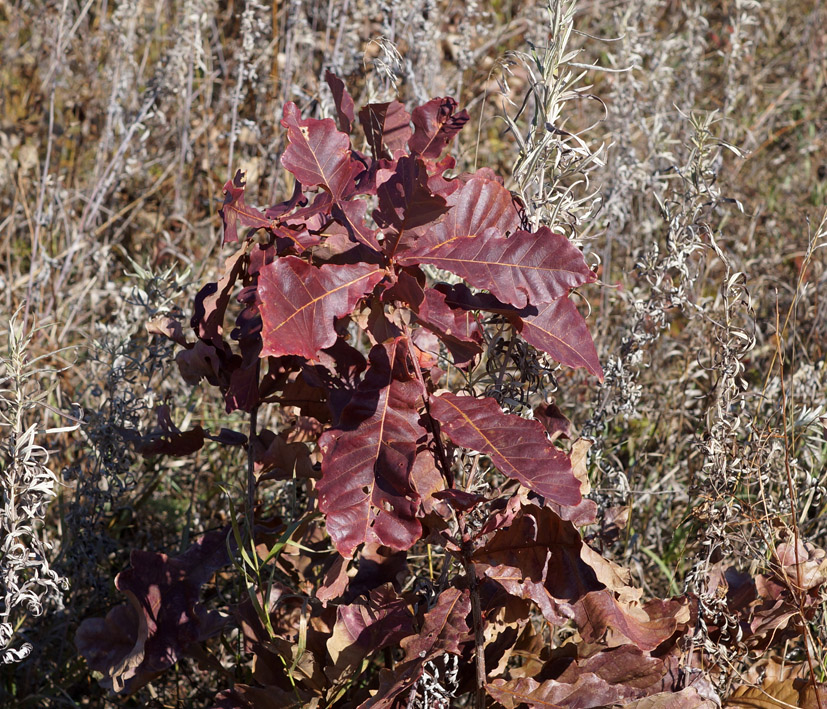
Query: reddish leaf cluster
140 74 602 559
75 78 826 707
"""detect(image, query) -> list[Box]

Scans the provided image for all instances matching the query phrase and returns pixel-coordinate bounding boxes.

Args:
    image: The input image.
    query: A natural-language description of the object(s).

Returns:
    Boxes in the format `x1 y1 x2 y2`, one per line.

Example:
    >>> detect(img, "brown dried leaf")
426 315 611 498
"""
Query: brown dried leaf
622 688 718 708
724 679 827 708
486 673 640 708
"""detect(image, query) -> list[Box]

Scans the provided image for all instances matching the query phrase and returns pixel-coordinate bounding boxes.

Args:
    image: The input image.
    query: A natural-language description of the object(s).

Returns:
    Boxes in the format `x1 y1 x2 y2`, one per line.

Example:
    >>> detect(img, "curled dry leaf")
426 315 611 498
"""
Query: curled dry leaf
475 504 688 651
75 531 230 694
773 540 827 592
724 678 827 708
622 688 718 708
325 584 414 682
486 673 642 708
362 587 472 708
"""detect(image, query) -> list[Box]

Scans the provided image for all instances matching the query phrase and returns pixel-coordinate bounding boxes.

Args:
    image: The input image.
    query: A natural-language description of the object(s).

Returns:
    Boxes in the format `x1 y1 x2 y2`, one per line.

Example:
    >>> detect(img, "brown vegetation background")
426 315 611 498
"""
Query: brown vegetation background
1 0 826 705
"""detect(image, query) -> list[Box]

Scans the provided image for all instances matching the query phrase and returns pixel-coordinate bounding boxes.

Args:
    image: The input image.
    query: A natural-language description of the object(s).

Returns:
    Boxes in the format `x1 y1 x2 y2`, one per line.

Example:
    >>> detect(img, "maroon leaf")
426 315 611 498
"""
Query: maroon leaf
317 338 428 558
574 591 686 651
331 199 381 251
326 584 414 679
403 587 470 659
264 179 307 220
400 176 520 259
176 339 224 386
386 271 482 366
358 101 412 158
622 688 718 708
417 283 483 350
76 531 230 694
432 488 487 512
138 404 205 456
345 544 409 601
280 102 363 201
224 302 264 413
374 155 449 258
408 97 469 159
219 170 273 244
428 393 580 507
518 297 603 378
363 587 471 708
74 603 155 694
253 429 314 480
192 247 246 349
325 70 355 134
475 505 597 622
258 257 385 360
299 338 368 424
438 281 522 316
554 644 666 689
404 226 596 310
475 506 687 652
534 402 572 440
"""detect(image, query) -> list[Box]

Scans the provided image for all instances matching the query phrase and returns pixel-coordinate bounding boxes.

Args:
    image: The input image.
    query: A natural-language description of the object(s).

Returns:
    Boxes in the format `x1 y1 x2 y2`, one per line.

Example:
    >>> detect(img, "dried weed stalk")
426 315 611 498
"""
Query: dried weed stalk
500 0 606 237
0 314 77 665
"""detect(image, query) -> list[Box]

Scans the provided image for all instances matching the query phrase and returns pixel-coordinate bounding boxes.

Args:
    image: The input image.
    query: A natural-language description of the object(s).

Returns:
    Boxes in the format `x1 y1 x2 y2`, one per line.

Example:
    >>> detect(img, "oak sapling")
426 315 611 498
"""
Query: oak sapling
77 79 736 707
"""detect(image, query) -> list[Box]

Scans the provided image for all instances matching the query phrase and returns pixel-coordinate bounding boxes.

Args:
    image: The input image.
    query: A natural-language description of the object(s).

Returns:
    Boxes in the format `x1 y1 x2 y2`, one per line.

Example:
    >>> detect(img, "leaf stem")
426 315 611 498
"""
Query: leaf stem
247 402 259 532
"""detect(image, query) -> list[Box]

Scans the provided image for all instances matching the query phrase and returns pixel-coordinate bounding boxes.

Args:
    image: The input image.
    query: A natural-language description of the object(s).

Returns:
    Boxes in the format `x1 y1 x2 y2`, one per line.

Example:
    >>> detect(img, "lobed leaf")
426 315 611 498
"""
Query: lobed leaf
518 297 603 378
385 270 482 366
324 70 355 134
317 338 428 558
280 102 363 201
486 674 640 708
358 101 412 158
330 199 381 251
363 587 471 708
76 531 230 694
219 170 273 244
400 176 520 259
374 155 449 258
191 247 246 349
475 505 688 652
325 584 414 680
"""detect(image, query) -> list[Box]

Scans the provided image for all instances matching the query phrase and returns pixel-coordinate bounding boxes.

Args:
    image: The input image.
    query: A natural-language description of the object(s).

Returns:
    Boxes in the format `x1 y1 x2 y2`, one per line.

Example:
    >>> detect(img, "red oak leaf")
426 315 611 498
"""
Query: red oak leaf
258 256 385 360
400 175 520 259
518 296 603 379
219 170 274 244
280 102 363 201
317 338 428 558
359 101 412 158
324 70 355 134
408 97 469 159
429 393 580 507
404 226 596 309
